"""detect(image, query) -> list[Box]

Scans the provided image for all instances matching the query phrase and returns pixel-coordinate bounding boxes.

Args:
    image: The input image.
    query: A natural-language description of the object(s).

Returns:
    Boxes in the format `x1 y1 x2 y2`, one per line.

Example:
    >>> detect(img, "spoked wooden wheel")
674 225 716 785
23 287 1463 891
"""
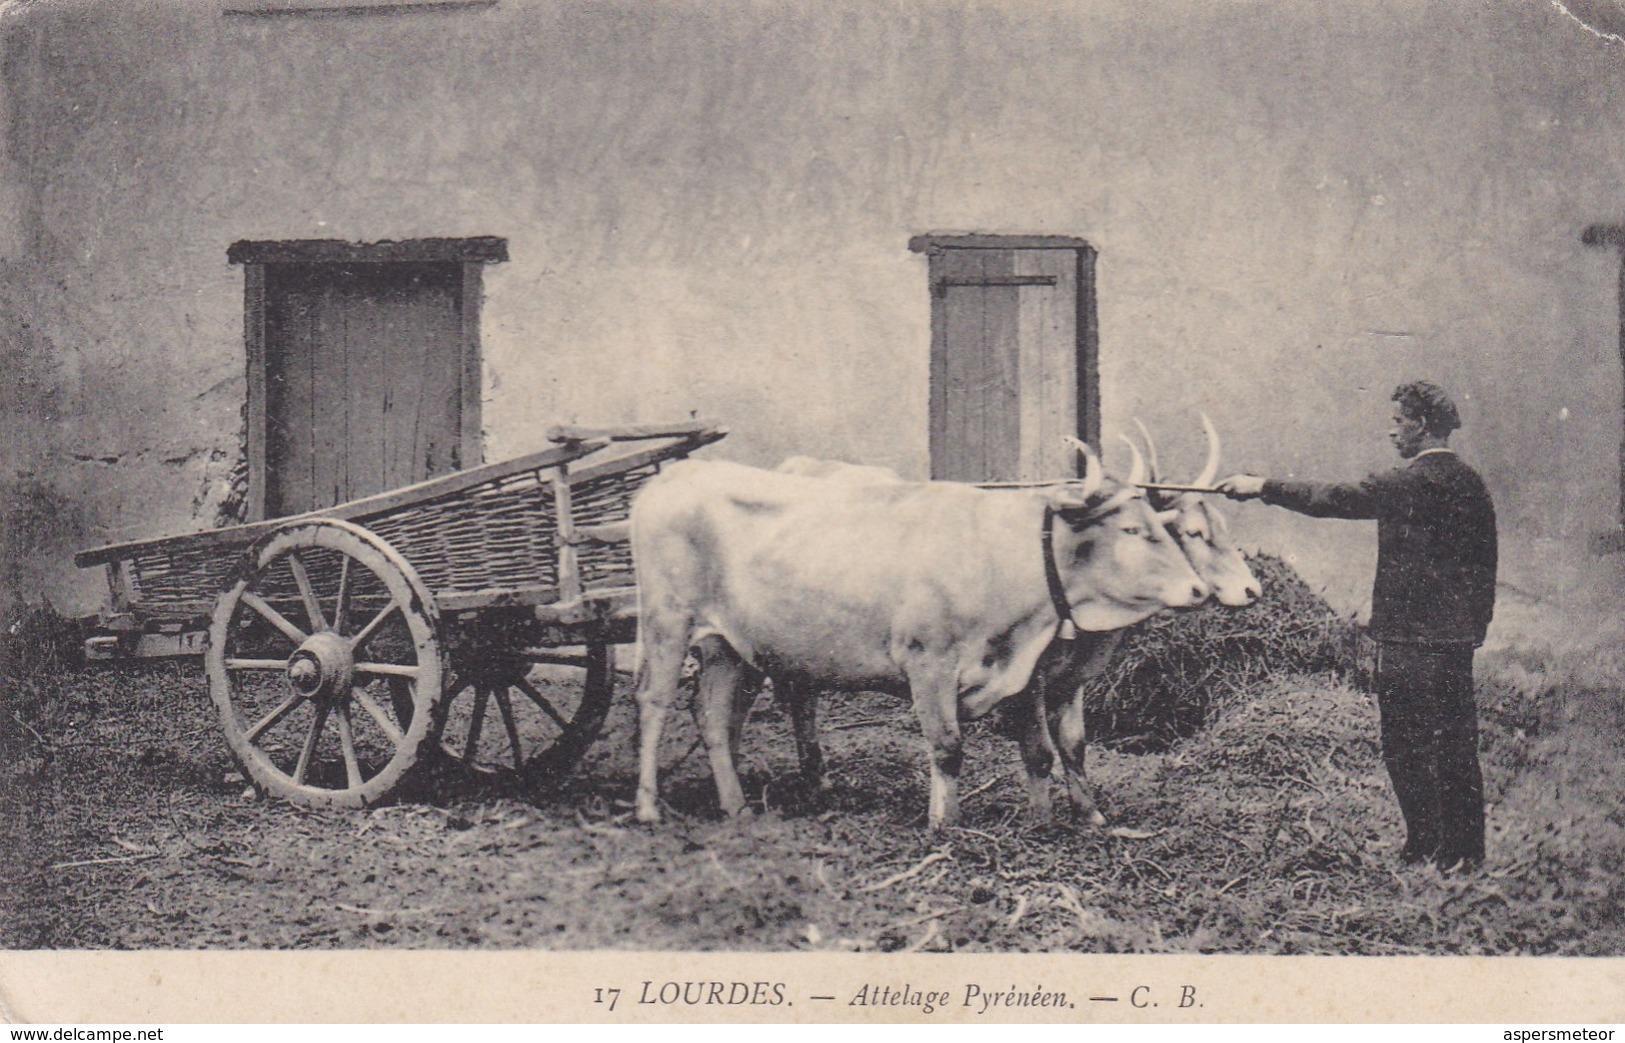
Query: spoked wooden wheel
206 519 445 808
434 641 614 784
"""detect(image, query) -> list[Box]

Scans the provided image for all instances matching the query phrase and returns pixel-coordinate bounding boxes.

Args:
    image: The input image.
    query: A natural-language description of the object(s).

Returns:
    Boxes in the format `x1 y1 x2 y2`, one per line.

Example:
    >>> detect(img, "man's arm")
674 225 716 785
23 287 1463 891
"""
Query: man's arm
1218 471 1400 520
1260 477 1380 519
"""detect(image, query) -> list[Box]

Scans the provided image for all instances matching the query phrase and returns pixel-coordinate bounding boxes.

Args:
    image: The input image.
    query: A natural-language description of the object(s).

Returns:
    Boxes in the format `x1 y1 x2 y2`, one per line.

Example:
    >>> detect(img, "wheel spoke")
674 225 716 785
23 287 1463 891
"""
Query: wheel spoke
332 556 353 637
348 599 400 653
241 592 308 645
225 657 291 671
492 685 525 771
287 551 328 633
335 703 364 790
462 685 491 763
356 661 420 679
514 675 569 730
246 692 304 743
293 702 331 785
352 686 405 746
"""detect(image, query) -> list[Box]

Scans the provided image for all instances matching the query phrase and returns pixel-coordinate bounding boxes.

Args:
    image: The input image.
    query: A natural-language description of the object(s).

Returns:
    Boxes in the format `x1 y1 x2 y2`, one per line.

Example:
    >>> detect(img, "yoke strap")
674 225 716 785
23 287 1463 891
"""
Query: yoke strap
1041 506 1079 641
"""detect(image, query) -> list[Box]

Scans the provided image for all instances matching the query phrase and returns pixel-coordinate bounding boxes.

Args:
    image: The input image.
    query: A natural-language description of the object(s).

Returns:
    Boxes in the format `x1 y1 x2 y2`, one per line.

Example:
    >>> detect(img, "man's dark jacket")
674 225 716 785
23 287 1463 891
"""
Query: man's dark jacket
1261 450 1497 645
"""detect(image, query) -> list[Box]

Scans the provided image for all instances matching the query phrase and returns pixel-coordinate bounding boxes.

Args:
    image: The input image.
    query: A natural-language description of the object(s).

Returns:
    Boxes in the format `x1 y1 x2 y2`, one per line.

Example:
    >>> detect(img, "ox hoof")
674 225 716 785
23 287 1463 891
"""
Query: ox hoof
1064 799 1107 829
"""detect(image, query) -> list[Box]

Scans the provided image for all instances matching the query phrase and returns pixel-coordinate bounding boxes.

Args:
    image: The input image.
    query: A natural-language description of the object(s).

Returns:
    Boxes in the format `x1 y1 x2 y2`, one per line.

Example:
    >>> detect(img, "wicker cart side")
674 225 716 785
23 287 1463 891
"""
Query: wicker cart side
74 439 608 626
74 422 726 635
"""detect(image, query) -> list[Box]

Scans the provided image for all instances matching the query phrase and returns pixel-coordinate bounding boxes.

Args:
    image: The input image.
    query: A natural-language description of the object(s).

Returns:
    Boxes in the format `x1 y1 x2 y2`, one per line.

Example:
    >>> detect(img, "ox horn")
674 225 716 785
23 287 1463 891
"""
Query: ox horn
1062 435 1104 501
1192 411 1222 489
1132 418 1163 483
1117 433 1149 488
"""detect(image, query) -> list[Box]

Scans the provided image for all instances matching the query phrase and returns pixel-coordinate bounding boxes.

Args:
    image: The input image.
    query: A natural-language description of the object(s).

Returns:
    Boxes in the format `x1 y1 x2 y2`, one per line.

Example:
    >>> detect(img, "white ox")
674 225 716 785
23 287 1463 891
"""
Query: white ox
629 444 1209 829
1006 418 1261 819
735 422 1260 825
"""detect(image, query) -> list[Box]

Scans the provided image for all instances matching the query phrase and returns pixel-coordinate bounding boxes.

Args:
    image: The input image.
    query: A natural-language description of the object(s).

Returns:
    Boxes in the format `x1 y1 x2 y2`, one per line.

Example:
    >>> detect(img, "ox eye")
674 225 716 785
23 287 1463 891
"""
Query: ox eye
1183 529 1203 540
1121 525 1142 537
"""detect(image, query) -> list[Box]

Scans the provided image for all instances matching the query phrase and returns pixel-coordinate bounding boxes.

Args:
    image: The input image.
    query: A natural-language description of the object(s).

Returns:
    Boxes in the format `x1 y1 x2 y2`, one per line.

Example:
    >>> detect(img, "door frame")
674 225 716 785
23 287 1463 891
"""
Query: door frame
908 233 1100 477
227 236 507 521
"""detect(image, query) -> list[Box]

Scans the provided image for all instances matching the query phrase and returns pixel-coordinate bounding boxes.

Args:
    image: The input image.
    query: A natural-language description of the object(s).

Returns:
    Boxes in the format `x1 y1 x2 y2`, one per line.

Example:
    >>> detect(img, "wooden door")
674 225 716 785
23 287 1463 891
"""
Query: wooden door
232 237 504 522
263 262 466 516
913 236 1098 482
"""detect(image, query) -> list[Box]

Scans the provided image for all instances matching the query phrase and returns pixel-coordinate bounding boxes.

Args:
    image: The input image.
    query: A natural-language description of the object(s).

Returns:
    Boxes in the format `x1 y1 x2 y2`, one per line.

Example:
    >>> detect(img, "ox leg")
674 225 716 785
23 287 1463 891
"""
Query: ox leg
778 677 829 791
1033 632 1119 828
727 668 765 771
634 614 692 824
1015 637 1086 821
1057 633 1122 828
1008 695 1056 818
691 635 752 817
908 669 964 831
1053 697 1105 827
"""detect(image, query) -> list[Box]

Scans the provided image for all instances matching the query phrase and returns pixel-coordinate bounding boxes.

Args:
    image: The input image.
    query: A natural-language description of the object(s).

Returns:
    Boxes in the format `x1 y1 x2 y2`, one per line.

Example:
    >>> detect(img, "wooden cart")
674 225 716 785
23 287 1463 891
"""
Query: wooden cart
73 421 724 808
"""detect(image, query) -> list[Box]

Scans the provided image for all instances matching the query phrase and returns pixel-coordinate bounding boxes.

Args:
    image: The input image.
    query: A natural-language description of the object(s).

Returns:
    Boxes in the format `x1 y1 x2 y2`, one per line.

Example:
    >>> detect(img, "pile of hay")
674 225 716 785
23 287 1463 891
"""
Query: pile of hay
1083 553 1363 750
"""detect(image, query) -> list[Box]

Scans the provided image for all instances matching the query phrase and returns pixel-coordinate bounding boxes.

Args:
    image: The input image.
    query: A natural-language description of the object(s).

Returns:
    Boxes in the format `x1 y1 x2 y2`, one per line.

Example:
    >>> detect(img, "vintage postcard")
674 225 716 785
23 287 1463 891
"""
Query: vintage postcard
1 0 1622 1026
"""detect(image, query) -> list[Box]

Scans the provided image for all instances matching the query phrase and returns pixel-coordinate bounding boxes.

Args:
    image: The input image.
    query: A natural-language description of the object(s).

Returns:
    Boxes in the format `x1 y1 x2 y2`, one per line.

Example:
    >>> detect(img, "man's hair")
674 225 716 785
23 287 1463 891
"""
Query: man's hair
1392 380 1461 437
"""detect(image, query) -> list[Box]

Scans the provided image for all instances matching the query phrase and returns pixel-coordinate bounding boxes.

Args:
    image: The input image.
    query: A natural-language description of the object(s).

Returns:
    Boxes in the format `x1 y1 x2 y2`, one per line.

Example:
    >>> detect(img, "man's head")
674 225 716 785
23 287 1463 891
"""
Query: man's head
1390 380 1460 458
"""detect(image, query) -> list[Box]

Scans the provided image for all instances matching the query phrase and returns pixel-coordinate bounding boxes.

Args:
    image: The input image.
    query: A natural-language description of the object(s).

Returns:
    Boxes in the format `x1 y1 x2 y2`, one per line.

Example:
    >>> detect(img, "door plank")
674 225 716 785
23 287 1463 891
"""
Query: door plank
311 274 347 509
936 249 1020 481
1015 249 1078 481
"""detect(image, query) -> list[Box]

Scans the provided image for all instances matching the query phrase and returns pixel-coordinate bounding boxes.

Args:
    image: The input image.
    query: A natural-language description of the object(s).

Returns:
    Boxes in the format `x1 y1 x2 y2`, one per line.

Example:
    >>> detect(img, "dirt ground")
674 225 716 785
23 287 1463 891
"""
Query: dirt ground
3 631 1621 954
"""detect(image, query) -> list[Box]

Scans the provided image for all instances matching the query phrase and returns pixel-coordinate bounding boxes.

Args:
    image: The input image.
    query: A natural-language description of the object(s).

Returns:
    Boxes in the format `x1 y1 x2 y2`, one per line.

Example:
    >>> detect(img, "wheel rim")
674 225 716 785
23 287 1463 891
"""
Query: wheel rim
206 519 444 807
436 641 614 781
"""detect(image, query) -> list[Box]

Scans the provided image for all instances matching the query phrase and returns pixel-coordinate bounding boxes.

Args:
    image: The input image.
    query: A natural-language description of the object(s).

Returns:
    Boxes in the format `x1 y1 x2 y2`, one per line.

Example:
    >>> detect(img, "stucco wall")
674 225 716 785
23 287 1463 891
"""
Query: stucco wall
3 0 1623 628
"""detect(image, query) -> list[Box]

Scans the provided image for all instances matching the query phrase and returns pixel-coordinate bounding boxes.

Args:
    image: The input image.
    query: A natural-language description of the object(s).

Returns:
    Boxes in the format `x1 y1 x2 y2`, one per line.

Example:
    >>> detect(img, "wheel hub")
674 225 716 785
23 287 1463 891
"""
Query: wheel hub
286 631 355 702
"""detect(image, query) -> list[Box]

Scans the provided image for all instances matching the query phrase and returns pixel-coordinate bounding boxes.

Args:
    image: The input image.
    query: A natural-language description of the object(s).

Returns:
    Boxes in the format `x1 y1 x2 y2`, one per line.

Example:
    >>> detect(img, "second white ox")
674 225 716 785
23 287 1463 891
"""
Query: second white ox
774 424 1260 824
630 443 1209 829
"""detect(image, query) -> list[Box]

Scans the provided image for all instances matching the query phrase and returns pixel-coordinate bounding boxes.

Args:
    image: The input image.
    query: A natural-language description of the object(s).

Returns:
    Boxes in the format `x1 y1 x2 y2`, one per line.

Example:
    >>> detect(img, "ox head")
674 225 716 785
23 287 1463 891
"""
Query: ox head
1043 437 1209 631
1132 414 1261 607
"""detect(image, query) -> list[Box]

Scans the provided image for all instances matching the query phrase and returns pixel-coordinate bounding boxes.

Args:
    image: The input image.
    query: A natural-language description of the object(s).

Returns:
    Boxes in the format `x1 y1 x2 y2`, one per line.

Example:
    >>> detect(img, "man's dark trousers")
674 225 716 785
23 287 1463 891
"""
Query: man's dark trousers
1374 642 1485 867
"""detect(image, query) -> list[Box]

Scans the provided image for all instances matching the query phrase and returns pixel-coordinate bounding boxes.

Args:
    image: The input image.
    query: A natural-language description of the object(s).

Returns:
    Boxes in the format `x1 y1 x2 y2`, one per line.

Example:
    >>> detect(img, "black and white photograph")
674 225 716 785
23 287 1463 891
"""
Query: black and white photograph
1 0 1623 1026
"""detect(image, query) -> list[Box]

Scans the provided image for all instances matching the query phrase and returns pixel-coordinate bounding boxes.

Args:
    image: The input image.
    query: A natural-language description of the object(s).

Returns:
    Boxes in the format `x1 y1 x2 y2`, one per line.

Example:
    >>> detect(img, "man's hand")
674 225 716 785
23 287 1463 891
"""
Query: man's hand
1216 474 1267 500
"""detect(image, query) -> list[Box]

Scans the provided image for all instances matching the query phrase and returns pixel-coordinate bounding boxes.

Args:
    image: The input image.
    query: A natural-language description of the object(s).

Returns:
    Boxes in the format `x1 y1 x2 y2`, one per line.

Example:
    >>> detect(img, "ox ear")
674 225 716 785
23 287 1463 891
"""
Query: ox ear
1048 484 1140 522
1043 483 1093 513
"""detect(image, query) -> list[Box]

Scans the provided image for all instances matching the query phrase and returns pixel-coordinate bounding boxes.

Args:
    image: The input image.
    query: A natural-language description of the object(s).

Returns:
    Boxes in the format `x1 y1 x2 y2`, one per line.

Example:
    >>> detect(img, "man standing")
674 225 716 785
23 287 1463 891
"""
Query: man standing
1217 381 1497 872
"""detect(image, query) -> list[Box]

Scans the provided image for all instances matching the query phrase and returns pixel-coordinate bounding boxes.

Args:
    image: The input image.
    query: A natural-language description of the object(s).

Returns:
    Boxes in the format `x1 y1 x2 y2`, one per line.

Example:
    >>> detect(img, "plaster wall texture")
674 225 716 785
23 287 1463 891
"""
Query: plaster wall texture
2 0 1622 633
